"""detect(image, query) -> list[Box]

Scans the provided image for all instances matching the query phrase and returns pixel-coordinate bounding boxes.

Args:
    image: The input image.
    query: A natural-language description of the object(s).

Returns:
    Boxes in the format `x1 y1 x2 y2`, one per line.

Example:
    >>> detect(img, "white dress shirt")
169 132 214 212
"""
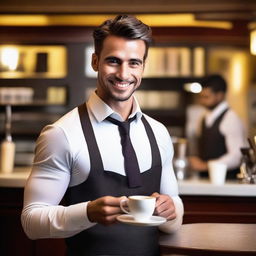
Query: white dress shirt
198 101 247 169
21 92 184 239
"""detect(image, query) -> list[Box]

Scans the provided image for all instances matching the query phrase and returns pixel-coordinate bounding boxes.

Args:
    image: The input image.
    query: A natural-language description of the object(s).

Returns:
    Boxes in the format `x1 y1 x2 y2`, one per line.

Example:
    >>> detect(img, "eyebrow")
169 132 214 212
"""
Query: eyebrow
105 56 121 62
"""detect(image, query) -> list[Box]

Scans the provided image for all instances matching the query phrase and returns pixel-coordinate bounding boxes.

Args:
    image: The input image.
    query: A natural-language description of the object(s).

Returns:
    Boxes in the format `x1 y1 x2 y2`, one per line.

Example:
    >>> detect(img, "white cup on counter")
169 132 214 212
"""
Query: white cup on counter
208 161 227 185
120 195 156 222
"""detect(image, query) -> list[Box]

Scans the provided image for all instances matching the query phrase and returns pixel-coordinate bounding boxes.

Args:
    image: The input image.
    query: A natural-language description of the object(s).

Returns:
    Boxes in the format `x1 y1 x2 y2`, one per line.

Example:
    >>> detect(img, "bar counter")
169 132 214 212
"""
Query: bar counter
178 178 256 197
0 167 255 256
0 167 31 187
1 167 256 197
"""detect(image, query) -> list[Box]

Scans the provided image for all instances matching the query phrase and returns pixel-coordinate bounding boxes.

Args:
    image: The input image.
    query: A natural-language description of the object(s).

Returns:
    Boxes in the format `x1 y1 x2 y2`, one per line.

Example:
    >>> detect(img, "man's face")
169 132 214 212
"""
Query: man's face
199 87 224 110
92 35 145 105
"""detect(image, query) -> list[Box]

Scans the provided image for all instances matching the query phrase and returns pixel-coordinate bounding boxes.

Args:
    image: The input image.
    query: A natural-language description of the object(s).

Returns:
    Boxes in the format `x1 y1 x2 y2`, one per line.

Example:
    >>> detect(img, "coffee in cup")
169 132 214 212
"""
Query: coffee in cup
120 195 156 222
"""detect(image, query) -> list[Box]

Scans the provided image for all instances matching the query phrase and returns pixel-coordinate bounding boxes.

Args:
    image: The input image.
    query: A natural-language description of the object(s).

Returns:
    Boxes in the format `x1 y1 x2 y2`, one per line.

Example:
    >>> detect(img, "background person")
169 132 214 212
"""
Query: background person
189 74 247 179
21 15 183 256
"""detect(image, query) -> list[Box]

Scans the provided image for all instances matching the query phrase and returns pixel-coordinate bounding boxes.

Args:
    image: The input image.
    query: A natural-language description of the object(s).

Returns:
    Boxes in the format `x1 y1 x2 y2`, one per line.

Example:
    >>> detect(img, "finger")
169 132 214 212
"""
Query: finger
154 199 176 219
87 196 125 223
155 202 175 216
101 205 123 216
151 192 160 197
158 209 176 221
101 196 126 206
154 195 175 213
155 194 168 207
151 192 161 207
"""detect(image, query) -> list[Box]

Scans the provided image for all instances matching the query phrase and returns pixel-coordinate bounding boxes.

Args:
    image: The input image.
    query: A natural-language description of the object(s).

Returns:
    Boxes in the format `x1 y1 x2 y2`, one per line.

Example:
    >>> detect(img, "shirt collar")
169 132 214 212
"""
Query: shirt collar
205 101 229 126
87 91 143 122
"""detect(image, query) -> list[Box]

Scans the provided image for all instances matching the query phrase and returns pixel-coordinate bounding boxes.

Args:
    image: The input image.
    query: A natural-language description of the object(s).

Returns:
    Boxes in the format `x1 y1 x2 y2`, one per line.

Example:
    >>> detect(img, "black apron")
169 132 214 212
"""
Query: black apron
65 103 163 256
199 108 239 179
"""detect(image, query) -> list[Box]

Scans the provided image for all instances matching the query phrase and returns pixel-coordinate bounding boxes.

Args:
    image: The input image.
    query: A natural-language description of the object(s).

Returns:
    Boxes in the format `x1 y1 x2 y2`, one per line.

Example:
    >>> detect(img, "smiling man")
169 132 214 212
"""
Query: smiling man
92 35 145 119
21 15 184 256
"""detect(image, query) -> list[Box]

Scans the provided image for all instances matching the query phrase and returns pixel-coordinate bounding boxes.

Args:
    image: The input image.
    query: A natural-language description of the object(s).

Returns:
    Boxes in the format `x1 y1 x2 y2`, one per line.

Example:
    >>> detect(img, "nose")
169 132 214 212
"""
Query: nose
116 63 130 81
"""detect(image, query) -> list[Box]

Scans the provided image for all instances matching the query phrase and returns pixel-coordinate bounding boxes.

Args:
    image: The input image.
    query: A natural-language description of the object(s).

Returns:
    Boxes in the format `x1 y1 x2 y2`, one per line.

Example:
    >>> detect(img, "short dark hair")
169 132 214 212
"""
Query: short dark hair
93 14 152 60
201 74 227 93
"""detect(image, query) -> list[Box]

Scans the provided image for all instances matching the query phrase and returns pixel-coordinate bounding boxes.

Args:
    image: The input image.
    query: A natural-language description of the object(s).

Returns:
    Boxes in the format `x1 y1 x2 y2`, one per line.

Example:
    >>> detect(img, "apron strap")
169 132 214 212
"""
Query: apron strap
78 103 104 171
141 115 162 168
78 103 161 172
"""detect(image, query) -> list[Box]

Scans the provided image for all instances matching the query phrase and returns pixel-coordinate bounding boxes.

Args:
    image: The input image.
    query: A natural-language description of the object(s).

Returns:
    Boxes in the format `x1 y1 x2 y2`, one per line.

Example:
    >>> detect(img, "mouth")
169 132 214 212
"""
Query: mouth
109 79 134 89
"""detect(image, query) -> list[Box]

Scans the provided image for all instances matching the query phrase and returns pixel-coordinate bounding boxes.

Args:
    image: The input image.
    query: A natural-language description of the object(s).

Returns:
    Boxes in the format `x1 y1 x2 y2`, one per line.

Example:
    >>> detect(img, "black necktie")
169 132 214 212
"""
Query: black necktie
106 115 142 188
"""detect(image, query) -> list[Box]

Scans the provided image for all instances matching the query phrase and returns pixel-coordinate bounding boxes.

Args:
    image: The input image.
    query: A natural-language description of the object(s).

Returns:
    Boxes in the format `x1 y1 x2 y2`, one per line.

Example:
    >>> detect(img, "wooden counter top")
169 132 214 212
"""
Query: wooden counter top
159 223 256 255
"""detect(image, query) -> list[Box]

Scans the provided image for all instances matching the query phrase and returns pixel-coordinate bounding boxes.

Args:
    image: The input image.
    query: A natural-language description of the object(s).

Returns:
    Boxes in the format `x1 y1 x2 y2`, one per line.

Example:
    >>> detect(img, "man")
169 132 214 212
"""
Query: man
21 15 183 256
189 74 247 179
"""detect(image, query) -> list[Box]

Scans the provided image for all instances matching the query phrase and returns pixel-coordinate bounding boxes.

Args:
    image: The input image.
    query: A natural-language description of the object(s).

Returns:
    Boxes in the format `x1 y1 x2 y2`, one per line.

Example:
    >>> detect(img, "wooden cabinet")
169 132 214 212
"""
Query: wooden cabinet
1 187 255 255
0 187 66 256
181 195 256 224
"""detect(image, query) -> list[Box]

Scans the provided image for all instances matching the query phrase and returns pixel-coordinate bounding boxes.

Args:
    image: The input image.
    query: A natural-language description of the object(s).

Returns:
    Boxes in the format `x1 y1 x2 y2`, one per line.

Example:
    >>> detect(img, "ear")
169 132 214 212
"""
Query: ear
91 53 99 71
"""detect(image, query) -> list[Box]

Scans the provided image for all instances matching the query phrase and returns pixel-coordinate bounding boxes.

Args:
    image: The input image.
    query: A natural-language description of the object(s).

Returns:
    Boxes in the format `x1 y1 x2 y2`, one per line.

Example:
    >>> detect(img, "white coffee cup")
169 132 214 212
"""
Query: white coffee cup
120 195 156 221
208 161 227 185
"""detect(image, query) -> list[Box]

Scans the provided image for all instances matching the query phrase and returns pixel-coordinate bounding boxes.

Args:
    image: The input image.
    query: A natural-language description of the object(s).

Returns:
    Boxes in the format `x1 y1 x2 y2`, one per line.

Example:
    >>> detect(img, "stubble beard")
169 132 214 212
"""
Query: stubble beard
102 75 139 103
109 87 137 102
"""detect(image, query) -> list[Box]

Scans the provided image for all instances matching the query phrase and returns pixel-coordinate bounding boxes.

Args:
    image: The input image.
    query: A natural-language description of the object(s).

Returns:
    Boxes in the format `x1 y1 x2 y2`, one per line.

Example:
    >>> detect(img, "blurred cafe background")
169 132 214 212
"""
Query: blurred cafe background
0 0 256 255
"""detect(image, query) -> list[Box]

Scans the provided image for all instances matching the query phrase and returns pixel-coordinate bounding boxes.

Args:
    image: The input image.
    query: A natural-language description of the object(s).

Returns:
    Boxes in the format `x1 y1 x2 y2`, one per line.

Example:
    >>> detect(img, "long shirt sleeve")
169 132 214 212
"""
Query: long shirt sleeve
216 110 247 169
21 125 96 239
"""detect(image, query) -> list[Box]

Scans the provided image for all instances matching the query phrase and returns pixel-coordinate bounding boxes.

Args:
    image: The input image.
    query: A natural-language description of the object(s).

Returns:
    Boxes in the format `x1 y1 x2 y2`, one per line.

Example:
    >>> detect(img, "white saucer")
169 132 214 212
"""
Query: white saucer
117 214 166 227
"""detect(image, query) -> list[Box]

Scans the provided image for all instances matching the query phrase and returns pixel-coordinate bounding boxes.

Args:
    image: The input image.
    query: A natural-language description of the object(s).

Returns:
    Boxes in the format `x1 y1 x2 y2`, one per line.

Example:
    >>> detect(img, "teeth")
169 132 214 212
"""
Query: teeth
114 82 130 88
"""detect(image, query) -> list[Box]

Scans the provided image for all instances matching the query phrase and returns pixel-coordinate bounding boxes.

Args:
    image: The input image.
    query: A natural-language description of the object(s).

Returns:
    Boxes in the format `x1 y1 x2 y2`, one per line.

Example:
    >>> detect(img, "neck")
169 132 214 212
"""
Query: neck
109 99 133 121
95 90 134 120
209 100 225 111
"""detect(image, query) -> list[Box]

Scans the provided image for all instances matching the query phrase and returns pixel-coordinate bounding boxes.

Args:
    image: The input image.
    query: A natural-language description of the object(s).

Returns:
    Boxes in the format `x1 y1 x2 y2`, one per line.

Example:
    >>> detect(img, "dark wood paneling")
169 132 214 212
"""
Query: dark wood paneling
0 187 66 256
0 23 249 46
0 0 256 14
1 187 255 255
181 195 256 224
0 26 93 44
151 21 249 46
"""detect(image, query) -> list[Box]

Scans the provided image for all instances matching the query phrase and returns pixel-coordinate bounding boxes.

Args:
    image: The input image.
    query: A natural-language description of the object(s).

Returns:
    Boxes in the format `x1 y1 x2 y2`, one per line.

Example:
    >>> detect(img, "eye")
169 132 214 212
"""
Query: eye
129 60 143 68
106 57 120 65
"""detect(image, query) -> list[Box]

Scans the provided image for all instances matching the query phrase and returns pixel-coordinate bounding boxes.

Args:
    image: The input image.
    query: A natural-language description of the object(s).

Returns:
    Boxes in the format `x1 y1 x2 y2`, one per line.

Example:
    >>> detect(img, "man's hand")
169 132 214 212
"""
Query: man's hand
87 196 126 225
189 156 208 171
151 192 176 221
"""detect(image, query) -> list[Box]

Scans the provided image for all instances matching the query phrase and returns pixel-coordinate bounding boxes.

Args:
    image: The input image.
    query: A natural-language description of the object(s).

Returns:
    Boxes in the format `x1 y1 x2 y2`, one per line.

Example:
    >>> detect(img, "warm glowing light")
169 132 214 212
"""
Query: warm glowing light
0 45 67 78
184 82 202 93
0 14 232 29
230 53 246 94
232 61 242 93
249 22 256 55
137 14 232 29
250 30 256 55
193 47 205 77
1 47 19 71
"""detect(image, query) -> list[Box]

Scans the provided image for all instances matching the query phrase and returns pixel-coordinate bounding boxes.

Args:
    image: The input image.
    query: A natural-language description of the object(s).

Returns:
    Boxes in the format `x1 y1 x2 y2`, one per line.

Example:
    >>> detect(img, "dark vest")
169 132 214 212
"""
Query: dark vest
199 108 228 161
199 108 238 179
64 103 162 256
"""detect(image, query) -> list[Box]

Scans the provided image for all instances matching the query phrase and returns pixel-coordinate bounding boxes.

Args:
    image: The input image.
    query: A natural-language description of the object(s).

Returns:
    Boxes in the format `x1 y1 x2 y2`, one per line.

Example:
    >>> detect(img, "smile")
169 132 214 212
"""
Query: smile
114 82 131 88
110 80 133 89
